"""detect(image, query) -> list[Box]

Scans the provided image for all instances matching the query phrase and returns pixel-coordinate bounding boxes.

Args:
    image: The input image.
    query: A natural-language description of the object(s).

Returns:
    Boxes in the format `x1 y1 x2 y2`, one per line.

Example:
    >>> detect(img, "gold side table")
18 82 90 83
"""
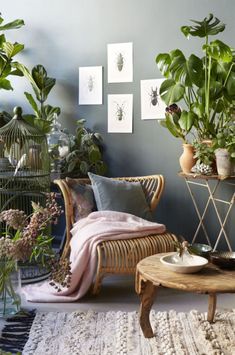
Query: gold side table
179 172 235 251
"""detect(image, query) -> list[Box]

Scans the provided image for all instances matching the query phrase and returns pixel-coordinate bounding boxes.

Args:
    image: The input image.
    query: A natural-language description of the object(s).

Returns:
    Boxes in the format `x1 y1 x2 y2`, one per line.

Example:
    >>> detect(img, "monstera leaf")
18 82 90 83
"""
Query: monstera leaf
0 17 24 31
178 110 197 132
203 40 233 63
181 14 225 38
159 79 185 105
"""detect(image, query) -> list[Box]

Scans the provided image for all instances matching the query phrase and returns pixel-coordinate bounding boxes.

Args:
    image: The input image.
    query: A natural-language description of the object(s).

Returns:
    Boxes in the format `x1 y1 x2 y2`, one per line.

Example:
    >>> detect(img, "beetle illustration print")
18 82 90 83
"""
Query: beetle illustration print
116 52 124 71
149 86 159 106
87 75 95 92
115 101 126 121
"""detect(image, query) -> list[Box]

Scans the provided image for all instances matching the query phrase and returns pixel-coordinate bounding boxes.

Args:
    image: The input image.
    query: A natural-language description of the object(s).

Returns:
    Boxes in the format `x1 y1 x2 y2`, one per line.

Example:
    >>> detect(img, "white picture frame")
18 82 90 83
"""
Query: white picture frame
140 79 166 119
79 66 103 105
107 42 133 83
108 94 133 133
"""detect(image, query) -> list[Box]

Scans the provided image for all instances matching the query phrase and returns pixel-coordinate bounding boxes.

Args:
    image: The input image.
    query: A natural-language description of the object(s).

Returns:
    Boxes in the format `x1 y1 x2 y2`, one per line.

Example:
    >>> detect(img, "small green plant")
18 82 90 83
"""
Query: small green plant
212 124 235 160
61 119 107 177
14 63 60 134
193 141 215 166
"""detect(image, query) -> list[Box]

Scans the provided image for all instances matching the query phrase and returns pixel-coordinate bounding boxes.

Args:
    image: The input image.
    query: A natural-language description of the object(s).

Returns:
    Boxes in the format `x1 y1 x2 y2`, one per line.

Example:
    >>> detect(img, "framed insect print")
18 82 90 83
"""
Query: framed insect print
140 79 166 119
79 66 103 105
108 94 133 133
107 42 133 83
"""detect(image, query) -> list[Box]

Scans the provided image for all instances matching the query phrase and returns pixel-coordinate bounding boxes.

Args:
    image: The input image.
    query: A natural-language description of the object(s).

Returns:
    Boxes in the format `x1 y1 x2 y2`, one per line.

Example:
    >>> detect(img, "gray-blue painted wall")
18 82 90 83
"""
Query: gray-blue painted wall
1 0 235 249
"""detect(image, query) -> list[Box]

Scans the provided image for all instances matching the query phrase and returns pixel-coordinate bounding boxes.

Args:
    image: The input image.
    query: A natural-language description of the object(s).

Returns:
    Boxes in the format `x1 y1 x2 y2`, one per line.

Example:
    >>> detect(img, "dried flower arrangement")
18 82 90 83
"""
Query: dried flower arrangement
0 194 71 302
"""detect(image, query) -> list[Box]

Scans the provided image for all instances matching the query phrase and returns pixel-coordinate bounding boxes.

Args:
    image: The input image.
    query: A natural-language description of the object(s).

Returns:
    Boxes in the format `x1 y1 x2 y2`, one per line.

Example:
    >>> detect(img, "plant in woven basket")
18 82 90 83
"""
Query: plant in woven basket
0 193 71 315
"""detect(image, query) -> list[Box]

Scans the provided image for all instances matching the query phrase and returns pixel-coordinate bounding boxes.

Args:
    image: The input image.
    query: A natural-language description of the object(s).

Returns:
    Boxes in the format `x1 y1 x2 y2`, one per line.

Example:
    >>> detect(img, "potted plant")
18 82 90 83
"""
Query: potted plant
156 14 235 172
212 124 235 176
163 103 196 173
192 141 215 175
60 119 107 178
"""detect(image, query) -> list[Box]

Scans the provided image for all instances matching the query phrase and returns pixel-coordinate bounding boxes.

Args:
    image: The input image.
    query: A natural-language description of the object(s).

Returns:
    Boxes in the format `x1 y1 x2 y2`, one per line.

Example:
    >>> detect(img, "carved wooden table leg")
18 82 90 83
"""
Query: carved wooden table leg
139 280 157 338
207 293 217 323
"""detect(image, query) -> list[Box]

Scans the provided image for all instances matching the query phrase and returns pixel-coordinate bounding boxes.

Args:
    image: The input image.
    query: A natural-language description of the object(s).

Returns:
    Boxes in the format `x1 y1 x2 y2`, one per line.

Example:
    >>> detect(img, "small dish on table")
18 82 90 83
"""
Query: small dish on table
210 251 235 269
188 243 212 258
160 252 208 274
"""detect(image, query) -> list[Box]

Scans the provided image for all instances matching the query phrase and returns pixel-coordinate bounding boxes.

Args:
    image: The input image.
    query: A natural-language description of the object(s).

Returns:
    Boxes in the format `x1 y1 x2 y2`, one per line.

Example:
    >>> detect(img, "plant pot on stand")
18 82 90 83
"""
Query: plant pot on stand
179 143 196 174
215 149 232 177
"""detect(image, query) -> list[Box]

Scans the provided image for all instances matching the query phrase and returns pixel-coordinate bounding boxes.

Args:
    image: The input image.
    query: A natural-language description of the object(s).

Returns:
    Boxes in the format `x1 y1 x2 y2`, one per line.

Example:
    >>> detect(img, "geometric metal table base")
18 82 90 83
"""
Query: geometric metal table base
179 173 235 251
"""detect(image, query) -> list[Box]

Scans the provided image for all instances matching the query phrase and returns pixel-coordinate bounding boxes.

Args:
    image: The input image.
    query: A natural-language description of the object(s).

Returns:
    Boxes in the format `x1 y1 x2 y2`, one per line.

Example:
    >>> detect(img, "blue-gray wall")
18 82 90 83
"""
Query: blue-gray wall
1 0 234 249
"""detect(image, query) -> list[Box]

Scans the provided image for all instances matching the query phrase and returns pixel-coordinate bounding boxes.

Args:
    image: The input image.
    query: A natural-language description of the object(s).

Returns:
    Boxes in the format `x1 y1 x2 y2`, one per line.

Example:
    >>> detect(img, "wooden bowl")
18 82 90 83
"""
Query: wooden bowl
210 251 235 269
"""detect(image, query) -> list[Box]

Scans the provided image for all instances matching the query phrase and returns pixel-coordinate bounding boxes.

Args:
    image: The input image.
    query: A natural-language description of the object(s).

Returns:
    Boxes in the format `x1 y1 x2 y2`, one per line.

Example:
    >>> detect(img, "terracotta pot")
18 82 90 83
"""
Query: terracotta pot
179 143 196 174
215 148 231 177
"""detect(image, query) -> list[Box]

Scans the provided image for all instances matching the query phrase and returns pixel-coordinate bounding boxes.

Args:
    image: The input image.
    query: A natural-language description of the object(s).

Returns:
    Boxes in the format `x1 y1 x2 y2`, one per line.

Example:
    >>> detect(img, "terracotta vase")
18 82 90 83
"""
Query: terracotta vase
179 143 196 174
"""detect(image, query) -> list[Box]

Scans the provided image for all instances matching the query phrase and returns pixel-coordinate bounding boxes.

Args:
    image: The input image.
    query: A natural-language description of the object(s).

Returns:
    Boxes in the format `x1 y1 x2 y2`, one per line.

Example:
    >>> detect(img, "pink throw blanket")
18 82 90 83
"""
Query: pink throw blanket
22 211 166 302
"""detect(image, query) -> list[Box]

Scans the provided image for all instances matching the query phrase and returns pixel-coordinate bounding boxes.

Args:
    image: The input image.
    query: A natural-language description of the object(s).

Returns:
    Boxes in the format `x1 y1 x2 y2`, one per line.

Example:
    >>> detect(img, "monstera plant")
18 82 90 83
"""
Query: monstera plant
156 14 235 142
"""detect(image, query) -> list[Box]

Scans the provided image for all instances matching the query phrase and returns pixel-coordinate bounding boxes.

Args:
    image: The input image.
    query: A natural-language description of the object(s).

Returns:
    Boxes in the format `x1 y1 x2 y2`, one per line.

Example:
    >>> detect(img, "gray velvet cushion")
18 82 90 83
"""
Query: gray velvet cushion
66 177 96 221
88 172 153 221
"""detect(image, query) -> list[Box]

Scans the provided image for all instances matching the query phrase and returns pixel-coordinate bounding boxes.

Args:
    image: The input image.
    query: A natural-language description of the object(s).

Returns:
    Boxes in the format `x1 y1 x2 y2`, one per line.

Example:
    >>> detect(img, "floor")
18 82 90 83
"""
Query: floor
21 275 235 314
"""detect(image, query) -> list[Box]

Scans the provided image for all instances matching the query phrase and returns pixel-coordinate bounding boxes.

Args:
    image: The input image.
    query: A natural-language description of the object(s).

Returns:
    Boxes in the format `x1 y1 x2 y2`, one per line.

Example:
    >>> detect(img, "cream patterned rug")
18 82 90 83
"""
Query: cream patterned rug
21 309 235 355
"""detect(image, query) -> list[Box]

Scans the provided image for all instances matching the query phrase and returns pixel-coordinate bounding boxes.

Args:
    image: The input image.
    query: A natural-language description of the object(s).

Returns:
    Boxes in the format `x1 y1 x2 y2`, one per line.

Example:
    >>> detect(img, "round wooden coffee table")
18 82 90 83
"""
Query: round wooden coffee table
135 252 235 338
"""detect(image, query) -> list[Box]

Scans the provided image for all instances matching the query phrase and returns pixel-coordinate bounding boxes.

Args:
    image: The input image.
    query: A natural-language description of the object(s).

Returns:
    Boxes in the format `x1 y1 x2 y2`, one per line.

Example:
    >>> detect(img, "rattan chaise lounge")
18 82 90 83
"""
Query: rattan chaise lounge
54 175 177 294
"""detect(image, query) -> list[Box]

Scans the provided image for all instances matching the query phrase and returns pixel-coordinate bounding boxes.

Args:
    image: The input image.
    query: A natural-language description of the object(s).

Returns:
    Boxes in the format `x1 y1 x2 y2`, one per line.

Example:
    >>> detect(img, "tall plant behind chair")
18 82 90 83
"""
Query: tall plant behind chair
14 63 60 134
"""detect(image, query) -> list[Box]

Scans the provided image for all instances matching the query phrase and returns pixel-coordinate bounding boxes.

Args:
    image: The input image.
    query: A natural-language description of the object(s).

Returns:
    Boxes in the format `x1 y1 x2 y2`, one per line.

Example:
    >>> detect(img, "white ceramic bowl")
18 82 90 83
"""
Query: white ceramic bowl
160 253 208 274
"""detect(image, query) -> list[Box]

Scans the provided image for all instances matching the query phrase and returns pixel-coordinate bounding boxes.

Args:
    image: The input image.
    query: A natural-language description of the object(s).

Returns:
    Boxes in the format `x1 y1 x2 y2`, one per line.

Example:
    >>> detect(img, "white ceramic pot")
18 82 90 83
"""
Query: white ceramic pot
215 149 232 177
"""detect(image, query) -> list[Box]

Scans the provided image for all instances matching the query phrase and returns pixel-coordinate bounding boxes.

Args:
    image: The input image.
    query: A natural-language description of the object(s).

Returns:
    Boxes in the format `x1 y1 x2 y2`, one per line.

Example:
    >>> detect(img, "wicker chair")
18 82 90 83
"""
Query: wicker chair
54 175 177 294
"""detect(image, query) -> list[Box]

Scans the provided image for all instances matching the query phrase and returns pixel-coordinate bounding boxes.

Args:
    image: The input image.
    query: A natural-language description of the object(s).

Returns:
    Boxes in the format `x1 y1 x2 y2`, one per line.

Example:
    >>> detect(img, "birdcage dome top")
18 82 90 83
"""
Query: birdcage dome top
0 107 50 181
0 107 44 138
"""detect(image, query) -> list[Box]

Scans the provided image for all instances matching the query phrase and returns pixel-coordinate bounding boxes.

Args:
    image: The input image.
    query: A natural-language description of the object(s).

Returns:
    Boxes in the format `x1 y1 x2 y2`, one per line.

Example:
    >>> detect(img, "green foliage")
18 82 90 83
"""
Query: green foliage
0 14 24 92
193 141 215 166
160 103 195 143
156 14 235 141
212 124 235 159
14 63 60 134
61 119 107 177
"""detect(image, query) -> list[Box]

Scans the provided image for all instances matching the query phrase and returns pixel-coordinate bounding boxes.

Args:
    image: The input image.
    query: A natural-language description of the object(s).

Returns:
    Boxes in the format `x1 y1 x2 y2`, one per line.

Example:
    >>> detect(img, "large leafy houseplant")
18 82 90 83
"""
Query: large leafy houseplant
156 14 235 142
14 63 60 134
